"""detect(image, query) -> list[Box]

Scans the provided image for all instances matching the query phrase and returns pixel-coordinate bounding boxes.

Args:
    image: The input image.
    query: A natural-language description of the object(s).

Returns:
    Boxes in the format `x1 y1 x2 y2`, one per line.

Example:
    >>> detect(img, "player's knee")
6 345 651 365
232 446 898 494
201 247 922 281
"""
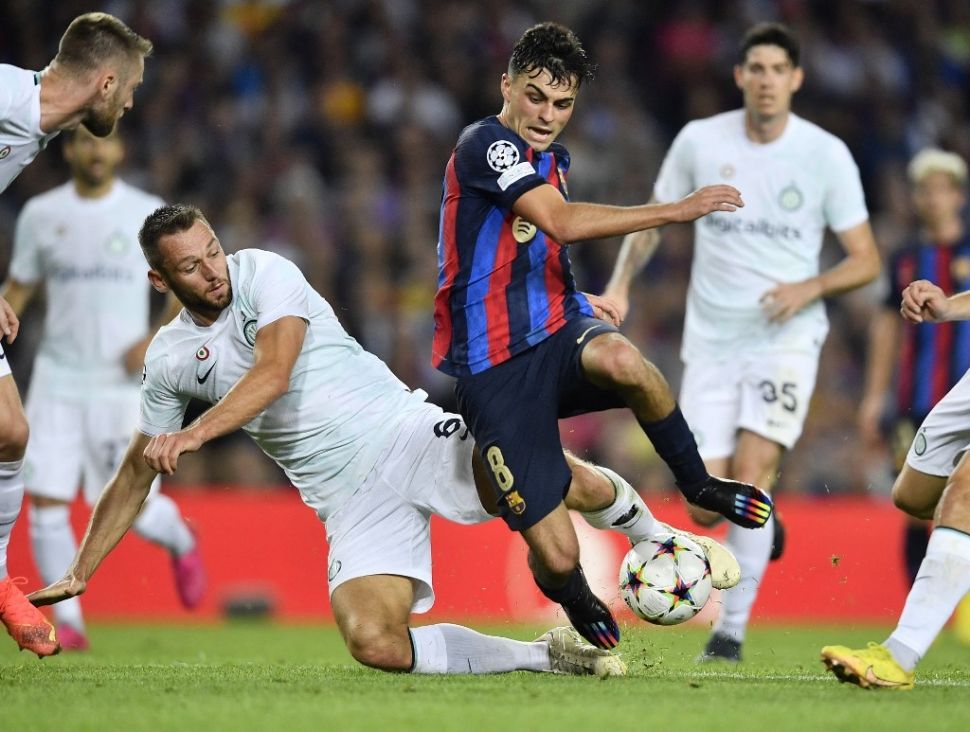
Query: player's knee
344 620 412 672
0 414 28 460
585 336 645 388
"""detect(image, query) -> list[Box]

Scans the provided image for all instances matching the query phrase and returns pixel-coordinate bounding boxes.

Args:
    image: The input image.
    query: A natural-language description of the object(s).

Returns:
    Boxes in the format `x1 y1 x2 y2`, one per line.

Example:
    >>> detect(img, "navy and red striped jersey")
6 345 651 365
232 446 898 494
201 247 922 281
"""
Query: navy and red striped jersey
887 235 970 418
432 116 593 377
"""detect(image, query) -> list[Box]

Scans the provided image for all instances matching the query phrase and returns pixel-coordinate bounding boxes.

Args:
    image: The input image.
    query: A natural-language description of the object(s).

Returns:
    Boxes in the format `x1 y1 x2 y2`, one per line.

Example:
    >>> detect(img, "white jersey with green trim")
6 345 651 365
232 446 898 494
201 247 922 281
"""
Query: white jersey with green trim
0 65 59 192
140 248 432 517
654 109 869 360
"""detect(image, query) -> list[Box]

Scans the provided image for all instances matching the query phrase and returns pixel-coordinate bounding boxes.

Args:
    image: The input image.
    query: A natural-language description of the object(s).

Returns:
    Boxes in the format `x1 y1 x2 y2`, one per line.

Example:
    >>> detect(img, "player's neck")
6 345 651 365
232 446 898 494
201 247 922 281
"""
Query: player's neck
37 65 92 134
923 219 964 246
72 177 116 200
743 109 790 144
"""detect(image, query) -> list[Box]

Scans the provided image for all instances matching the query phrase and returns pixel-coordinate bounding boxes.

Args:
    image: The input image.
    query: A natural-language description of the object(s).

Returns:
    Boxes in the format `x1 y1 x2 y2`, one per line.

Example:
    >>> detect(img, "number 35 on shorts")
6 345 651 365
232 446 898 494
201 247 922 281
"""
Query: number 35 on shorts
485 445 527 515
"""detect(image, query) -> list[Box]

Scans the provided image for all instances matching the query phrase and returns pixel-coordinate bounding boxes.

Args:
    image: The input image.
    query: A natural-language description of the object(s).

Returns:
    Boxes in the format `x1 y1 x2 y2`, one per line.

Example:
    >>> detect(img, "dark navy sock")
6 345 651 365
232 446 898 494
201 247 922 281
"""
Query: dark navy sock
638 405 708 496
535 565 587 603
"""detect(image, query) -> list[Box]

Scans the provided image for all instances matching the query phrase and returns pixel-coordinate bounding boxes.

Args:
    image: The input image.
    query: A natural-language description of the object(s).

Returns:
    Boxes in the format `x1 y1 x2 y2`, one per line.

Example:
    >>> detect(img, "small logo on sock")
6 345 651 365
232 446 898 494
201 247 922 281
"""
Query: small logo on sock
611 505 641 527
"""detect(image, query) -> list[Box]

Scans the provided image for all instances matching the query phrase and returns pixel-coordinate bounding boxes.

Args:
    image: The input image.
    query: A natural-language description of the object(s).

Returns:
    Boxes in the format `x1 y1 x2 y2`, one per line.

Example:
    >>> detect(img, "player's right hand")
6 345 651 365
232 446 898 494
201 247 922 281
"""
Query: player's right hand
0 295 20 343
900 279 948 324
27 574 87 607
675 185 744 222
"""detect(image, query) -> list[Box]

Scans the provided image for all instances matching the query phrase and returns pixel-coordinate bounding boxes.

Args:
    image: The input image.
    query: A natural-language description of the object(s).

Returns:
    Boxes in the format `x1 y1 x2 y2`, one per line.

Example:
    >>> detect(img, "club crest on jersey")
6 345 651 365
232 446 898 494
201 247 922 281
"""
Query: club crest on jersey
914 430 927 456
0 145 10 160
778 182 804 211
720 163 735 179
512 216 537 243
104 232 129 256
196 346 210 361
952 256 970 283
486 140 519 172
244 319 258 346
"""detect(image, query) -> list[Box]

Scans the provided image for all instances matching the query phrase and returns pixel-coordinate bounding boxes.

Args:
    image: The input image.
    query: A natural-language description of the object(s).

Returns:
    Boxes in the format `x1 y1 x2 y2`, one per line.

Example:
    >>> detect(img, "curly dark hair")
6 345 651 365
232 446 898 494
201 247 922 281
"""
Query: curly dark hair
508 22 596 88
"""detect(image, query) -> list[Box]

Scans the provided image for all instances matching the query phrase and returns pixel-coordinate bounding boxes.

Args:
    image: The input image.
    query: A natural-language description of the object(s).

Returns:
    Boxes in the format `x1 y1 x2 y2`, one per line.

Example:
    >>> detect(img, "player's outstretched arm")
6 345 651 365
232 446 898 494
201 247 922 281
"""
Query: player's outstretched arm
603 226 662 321
144 315 307 475
28 431 157 606
511 183 742 246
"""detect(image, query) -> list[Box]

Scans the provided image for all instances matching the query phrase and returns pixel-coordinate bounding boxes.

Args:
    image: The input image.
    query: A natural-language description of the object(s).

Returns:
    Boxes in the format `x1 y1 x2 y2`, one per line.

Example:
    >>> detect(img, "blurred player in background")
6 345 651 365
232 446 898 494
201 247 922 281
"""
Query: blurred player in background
822 277 970 689
605 22 880 662
0 11 151 656
29 205 744 677
432 21 771 652
857 148 970 640
0 126 203 651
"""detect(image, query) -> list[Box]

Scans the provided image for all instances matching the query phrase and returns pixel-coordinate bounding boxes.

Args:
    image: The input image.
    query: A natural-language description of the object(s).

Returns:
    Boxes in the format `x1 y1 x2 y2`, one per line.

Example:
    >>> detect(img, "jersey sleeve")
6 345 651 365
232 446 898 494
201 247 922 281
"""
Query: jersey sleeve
139 361 190 436
653 124 696 204
453 123 549 209
246 252 310 331
822 139 869 233
9 202 43 284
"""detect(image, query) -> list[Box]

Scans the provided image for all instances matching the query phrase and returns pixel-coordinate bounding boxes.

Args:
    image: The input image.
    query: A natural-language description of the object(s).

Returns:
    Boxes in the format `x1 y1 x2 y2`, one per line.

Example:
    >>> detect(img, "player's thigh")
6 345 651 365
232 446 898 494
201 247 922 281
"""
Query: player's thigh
679 358 742 461
324 472 436 615
81 392 146 504
23 394 83 501
455 353 572 532
0 370 28 455
384 405 493 525
737 349 819 452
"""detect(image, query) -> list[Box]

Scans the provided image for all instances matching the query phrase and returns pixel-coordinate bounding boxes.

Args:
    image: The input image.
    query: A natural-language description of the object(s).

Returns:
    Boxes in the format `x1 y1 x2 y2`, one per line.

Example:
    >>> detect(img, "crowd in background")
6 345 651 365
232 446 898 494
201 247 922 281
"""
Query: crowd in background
2 0 969 494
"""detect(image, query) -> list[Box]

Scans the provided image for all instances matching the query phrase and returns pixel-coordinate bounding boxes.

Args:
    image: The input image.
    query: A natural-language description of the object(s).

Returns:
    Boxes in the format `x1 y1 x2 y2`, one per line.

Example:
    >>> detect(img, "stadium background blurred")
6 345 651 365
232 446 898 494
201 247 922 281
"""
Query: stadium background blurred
2 0 970 621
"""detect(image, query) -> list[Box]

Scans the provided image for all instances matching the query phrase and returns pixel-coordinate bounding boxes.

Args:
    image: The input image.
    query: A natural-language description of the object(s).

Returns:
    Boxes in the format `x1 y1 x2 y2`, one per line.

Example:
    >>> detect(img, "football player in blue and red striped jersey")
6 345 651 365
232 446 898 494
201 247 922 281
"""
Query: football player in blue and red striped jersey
432 22 772 650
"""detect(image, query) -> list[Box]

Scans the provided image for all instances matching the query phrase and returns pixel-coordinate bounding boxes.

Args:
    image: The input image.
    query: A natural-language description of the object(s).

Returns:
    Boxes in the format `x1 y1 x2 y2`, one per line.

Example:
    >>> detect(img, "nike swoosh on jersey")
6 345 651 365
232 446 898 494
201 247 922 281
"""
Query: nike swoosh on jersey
576 325 602 344
197 363 216 384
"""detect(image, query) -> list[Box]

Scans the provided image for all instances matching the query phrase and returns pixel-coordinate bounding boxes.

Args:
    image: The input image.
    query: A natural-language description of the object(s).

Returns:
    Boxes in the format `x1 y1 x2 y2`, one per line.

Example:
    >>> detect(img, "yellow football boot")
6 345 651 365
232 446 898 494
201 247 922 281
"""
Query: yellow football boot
820 642 914 690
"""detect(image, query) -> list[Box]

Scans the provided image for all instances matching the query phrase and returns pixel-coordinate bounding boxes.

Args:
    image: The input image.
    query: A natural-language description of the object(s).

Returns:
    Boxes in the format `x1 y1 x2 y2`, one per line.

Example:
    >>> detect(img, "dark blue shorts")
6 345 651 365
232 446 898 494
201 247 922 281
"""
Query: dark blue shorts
455 317 625 531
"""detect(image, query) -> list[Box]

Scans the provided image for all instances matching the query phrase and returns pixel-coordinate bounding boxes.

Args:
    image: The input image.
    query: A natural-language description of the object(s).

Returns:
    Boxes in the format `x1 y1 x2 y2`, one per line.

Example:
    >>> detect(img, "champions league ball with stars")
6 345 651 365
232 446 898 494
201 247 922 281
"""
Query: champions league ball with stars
619 533 712 626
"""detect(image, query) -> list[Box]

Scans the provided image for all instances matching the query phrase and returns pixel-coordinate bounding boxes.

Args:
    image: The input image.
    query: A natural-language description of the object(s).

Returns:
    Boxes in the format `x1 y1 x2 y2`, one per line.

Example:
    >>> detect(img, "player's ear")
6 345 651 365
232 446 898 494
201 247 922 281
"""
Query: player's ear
733 65 744 91
500 73 512 103
790 65 804 93
147 269 169 294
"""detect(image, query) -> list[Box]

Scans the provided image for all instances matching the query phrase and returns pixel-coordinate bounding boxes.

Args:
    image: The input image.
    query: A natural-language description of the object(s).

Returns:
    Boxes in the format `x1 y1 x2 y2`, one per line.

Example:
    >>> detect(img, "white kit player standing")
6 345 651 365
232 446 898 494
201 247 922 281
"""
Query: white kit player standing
604 22 880 662
0 12 151 657
1 126 203 650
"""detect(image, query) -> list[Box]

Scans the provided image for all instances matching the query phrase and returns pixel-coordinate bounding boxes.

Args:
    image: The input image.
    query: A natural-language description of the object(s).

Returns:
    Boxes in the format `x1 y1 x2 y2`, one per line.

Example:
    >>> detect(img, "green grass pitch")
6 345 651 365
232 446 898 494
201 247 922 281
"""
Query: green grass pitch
1 622 968 731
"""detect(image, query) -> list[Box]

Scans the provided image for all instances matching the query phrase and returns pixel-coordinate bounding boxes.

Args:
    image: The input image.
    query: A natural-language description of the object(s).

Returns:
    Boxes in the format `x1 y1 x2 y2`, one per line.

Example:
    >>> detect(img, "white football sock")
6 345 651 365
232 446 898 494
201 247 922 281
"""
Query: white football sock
886 527 970 671
133 493 195 556
582 466 658 543
28 503 85 631
714 515 774 643
0 459 25 579
409 624 549 674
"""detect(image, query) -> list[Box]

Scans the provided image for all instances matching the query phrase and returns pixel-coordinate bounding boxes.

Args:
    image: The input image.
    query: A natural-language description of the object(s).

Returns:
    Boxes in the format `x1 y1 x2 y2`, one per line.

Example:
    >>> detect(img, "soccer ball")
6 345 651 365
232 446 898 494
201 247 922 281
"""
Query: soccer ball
618 533 712 626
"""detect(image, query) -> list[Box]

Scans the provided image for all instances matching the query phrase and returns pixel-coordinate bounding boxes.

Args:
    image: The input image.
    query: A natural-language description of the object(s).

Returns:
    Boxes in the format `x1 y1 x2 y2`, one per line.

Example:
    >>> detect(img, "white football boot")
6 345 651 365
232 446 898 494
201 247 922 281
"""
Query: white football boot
537 626 626 677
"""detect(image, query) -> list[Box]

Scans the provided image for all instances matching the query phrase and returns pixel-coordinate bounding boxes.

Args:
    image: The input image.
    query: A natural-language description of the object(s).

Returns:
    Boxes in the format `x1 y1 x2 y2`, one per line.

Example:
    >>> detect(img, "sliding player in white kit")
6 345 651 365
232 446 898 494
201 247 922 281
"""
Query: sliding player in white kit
0 12 151 656
604 23 880 662
1 126 203 651
29 204 742 676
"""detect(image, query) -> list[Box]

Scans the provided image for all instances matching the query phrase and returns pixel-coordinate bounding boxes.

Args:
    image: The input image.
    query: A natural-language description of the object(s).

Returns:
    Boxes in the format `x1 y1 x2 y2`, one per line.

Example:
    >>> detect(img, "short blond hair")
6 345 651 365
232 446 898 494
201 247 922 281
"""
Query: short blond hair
908 148 968 187
55 12 153 75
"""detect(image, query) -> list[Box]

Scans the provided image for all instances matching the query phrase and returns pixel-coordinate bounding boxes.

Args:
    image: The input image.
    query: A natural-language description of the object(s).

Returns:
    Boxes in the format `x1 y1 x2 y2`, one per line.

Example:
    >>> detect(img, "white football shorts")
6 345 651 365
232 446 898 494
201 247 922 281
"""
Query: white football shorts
906 369 970 477
680 348 820 459
0 343 11 379
24 389 161 503
323 405 492 613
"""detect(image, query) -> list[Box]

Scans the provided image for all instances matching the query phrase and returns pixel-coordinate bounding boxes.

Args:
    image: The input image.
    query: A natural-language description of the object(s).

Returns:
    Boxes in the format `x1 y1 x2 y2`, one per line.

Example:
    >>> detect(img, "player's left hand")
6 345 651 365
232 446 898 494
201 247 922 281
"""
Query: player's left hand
27 574 87 607
585 293 622 326
760 280 823 323
144 430 205 475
